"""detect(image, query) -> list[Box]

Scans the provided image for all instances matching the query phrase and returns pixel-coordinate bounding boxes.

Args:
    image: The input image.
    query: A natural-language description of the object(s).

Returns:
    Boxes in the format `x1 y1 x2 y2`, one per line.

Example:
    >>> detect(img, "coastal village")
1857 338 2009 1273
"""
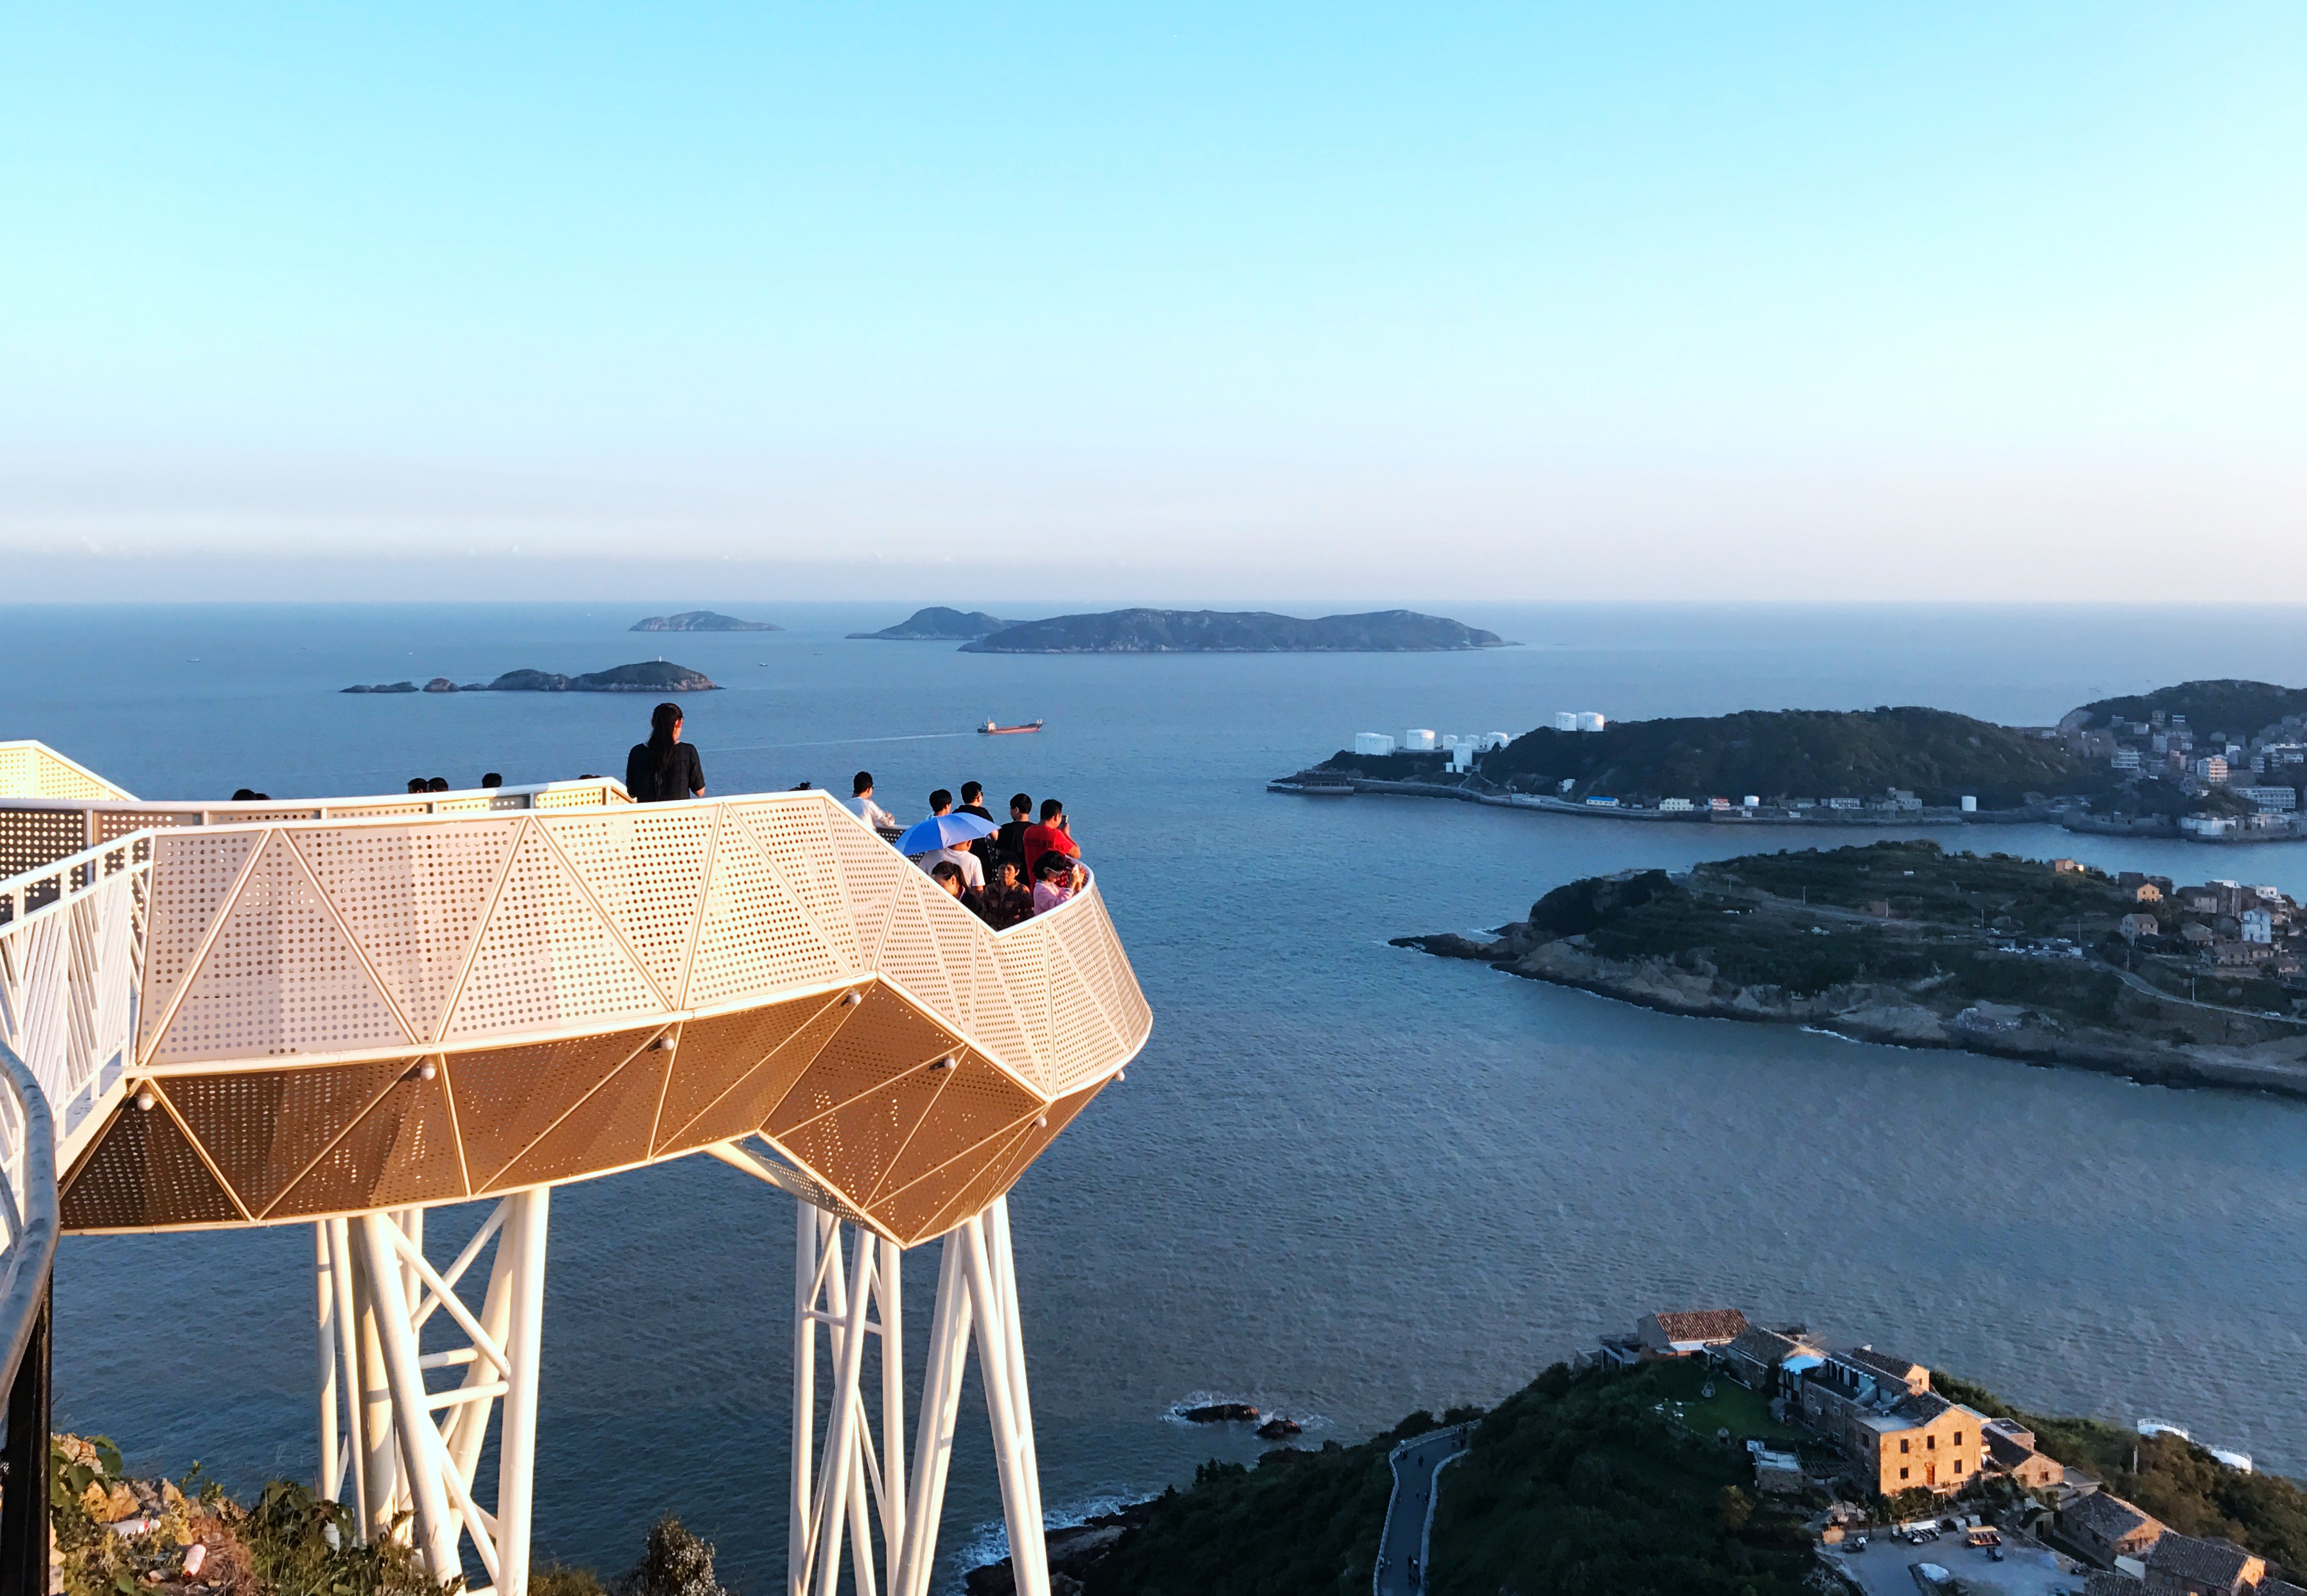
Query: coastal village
1600 1308 2291 1596
1280 686 2307 842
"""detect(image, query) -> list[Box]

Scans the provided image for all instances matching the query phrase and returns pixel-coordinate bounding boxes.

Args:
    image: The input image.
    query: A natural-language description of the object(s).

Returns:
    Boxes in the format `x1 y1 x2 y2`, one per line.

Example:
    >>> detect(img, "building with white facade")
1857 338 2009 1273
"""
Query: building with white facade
1353 732 1396 757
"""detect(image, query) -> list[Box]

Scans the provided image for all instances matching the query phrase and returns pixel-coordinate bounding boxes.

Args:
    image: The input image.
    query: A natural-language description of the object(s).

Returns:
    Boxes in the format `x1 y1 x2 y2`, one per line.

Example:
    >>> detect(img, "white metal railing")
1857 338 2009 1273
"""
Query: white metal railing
0 1040 57 1373
0 835 148 1165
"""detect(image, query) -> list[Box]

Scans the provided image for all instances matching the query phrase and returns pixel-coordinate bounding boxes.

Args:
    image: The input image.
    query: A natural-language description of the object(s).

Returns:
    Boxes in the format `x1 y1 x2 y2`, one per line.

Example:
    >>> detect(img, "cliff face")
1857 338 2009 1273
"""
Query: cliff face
962 607 1506 653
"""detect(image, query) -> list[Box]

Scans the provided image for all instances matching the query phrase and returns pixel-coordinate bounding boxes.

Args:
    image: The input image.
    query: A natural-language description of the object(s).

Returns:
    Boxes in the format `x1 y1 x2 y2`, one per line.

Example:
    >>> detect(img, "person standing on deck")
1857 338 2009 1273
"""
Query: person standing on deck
626 701 706 802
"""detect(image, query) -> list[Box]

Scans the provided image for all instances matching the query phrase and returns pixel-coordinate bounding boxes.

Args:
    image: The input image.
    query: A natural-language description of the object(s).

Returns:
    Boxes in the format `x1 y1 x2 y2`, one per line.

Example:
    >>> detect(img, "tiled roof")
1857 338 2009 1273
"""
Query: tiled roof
2064 1491 2163 1543
2144 1533 2260 1586
1724 1326 1798 1364
1651 1309 1749 1343
2081 1574 2146 1596
1984 1428 2045 1468
1840 1345 1925 1384
1893 1391 1954 1426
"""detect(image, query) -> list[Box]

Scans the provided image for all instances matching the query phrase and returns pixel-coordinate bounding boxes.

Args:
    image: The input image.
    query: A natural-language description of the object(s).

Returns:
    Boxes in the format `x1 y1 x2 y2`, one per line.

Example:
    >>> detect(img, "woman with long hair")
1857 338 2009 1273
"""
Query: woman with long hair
625 700 706 802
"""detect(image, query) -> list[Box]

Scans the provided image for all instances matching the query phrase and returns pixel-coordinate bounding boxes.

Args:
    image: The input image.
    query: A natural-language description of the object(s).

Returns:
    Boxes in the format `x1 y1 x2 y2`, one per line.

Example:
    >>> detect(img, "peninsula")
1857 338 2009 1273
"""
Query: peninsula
1399 840 2307 1096
962 607 1507 653
847 607 1014 640
344 661 718 693
1277 680 2307 839
630 610 779 631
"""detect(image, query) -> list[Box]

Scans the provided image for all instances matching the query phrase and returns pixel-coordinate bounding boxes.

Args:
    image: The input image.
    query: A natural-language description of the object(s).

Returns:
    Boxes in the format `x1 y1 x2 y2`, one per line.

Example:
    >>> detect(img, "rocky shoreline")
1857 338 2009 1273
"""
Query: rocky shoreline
1398 927 2307 1097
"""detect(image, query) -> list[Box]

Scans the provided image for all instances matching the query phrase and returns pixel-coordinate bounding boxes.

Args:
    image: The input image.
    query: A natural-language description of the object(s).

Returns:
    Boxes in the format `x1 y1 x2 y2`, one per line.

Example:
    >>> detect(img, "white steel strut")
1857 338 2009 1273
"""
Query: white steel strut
314 1190 549 1596
313 1182 1050 1596
784 1194 1050 1596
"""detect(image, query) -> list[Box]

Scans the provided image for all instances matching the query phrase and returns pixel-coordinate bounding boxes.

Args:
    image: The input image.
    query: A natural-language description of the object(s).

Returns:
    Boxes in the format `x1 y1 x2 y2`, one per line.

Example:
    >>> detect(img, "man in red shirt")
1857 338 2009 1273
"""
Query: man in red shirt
1021 797 1081 877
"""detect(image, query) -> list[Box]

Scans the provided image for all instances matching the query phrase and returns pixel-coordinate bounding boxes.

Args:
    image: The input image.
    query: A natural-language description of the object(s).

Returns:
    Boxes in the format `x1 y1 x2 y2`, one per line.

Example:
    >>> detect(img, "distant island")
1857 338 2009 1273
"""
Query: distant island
961 607 1508 653
1275 680 2307 840
847 607 1015 640
1399 840 2307 1096
630 610 779 632
344 661 718 693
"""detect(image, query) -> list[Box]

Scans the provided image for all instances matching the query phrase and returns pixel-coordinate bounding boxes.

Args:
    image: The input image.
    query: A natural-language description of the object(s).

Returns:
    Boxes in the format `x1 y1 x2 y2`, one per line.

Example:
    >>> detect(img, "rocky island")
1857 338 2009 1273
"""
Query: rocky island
847 606 1015 639
1399 840 2307 1095
344 661 717 693
630 610 779 631
962 607 1507 653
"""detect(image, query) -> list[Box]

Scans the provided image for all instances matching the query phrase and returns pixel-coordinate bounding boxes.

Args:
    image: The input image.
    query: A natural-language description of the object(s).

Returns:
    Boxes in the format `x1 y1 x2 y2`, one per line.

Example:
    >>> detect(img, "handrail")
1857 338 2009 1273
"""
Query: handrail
0 1042 57 1392
0 828 150 927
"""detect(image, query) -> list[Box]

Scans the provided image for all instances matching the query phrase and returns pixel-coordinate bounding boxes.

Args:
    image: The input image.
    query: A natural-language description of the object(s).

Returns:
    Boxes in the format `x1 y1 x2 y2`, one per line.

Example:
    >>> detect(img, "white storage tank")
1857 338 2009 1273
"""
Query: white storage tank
1961 795 1977 813
1354 732 1396 757
1481 732 1510 750
1402 729 1437 752
1553 713 1578 732
1576 712 1607 732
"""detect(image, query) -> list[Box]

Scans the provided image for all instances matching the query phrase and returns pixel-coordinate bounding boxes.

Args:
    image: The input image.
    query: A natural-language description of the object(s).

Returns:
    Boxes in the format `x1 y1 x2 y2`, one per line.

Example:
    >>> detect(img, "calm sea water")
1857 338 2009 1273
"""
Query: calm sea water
13 601 2307 1592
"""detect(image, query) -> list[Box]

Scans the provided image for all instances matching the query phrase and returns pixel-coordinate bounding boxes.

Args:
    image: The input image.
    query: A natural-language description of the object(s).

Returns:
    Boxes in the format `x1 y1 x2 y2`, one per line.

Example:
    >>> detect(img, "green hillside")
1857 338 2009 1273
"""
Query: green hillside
1476 706 2105 807
2065 678 2307 740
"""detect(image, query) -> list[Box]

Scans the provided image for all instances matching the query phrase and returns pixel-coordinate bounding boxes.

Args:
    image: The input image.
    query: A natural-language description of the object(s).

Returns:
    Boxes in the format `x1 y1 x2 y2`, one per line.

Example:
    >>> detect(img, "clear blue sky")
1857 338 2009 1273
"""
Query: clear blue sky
4 4 2303 600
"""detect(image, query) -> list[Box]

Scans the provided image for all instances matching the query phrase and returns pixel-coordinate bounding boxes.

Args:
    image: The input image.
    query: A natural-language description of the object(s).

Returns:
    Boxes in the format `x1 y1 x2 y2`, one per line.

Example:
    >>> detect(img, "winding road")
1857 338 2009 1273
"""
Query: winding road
1374 1425 1470 1595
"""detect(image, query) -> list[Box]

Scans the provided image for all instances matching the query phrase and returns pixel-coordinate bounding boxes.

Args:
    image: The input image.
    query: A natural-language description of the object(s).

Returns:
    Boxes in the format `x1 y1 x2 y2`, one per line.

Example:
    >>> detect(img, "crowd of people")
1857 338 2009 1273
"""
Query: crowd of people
848 772 1086 929
302 703 1085 932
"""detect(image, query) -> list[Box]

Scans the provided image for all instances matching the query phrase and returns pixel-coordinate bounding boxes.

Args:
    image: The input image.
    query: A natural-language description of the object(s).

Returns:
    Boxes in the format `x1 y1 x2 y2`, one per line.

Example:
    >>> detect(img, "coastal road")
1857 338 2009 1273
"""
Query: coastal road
1374 1425 1470 1595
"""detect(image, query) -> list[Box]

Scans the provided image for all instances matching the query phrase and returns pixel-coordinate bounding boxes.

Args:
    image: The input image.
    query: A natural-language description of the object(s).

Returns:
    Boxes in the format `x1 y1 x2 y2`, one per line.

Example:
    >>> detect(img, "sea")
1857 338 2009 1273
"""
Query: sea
11 600 2306 1592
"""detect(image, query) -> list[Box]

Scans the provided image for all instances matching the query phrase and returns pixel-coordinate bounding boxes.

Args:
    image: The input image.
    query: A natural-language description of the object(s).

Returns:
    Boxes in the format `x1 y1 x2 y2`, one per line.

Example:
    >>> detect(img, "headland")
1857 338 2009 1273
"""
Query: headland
847 607 1014 639
629 610 779 632
962 607 1507 653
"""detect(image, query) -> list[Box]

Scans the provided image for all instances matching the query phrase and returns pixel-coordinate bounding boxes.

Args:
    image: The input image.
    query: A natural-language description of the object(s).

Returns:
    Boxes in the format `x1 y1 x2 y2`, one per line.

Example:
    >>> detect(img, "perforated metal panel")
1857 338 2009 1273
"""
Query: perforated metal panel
775 1060 950 1206
871 1051 1038 1182
482 1042 671 1192
682 819 849 1009
867 1121 1033 1242
764 986 959 1135
290 820 519 1043
441 1026 662 1188
731 799 859 968
662 991 859 1153
0 808 90 880
137 830 265 1060
443 823 665 1040
269 1065 467 1216
650 994 834 1153
58 1099 244 1230
542 808 717 1001
874 878 963 1027
917 1121 1047 1239
163 1058 412 1214
149 833 413 1065
989 928 1056 1092
824 814 914 964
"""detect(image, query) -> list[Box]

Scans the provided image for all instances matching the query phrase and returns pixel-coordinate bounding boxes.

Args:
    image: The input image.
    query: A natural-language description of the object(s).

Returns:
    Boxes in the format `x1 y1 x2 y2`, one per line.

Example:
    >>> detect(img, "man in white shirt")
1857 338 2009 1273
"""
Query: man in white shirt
908 787 985 889
846 770 898 833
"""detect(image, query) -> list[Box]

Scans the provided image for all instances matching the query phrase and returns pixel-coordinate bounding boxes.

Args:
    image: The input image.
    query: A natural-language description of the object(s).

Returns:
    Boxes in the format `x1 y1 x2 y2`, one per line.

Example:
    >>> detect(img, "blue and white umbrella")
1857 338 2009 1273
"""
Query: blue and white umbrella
894 812 997 855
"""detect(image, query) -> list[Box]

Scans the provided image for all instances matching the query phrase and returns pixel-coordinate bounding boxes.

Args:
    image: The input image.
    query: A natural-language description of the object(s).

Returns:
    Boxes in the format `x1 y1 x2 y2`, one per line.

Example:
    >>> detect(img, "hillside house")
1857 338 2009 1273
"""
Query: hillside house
1798 1350 1984 1495
2141 1533 2267 1596
1983 1417 2067 1491
1636 1308 1749 1356
2064 1492 2167 1566
1720 1325 1823 1393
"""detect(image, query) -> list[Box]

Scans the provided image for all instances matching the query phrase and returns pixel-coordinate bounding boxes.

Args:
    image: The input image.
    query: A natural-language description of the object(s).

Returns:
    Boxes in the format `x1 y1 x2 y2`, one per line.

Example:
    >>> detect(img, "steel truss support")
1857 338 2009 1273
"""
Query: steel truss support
314 1190 549 1596
787 1194 1048 1596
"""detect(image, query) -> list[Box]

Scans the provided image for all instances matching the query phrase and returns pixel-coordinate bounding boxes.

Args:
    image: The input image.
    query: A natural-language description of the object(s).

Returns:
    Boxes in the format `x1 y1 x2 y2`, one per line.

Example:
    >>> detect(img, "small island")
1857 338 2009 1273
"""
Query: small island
1399 840 2307 1096
962 607 1507 653
847 607 1015 640
630 610 779 632
344 661 717 693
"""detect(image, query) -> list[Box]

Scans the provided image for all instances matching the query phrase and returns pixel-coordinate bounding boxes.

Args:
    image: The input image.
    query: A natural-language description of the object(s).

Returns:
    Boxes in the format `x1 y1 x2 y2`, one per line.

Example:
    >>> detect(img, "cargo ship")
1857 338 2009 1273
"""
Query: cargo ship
978 718 1044 735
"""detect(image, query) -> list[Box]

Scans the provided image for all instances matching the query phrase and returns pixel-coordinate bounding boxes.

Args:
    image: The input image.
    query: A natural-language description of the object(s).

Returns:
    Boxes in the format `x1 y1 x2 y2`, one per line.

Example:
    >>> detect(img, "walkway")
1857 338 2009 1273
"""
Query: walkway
1374 1424 1469 1595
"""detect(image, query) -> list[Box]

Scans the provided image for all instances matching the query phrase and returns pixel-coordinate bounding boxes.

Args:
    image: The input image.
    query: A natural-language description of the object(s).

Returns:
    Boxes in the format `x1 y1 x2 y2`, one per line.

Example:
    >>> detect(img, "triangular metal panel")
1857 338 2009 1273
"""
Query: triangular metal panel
962 937 1036 1083
288 819 520 1043
867 1117 1038 1246
824 817 914 965
732 799 860 969
658 991 859 1154
59 1098 245 1230
778 1063 951 1210
151 833 413 1066
484 1043 673 1191
137 830 265 1060
541 808 716 1003
764 986 959 1136
991 927 1057 1094
682 820 849 1010
874 876 964 1032
650 995 826 1153
441 1025 663 1189
165 1058 414 1216
268 1065 468 1217
444 823 665 1042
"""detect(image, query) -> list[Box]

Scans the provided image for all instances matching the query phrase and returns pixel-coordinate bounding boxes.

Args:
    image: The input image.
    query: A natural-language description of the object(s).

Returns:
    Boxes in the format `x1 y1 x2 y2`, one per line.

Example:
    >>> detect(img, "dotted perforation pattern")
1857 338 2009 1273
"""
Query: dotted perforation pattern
823 817 914 967
443 1024 666 1189
268 1063 467 1218
482 1040 671 1193
289 820 520 1045
731 799 860 968
541 807 718 1004
776 1061 951 1211
764 985 964 1138
650 993 835 1154
872 878 962 1034
136 830 265 1061
164 1057 414 1216
660 989 861 1155
682 820 849 1011
443 822 665 1042
150 832 414 1065
58 1096 244 1230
